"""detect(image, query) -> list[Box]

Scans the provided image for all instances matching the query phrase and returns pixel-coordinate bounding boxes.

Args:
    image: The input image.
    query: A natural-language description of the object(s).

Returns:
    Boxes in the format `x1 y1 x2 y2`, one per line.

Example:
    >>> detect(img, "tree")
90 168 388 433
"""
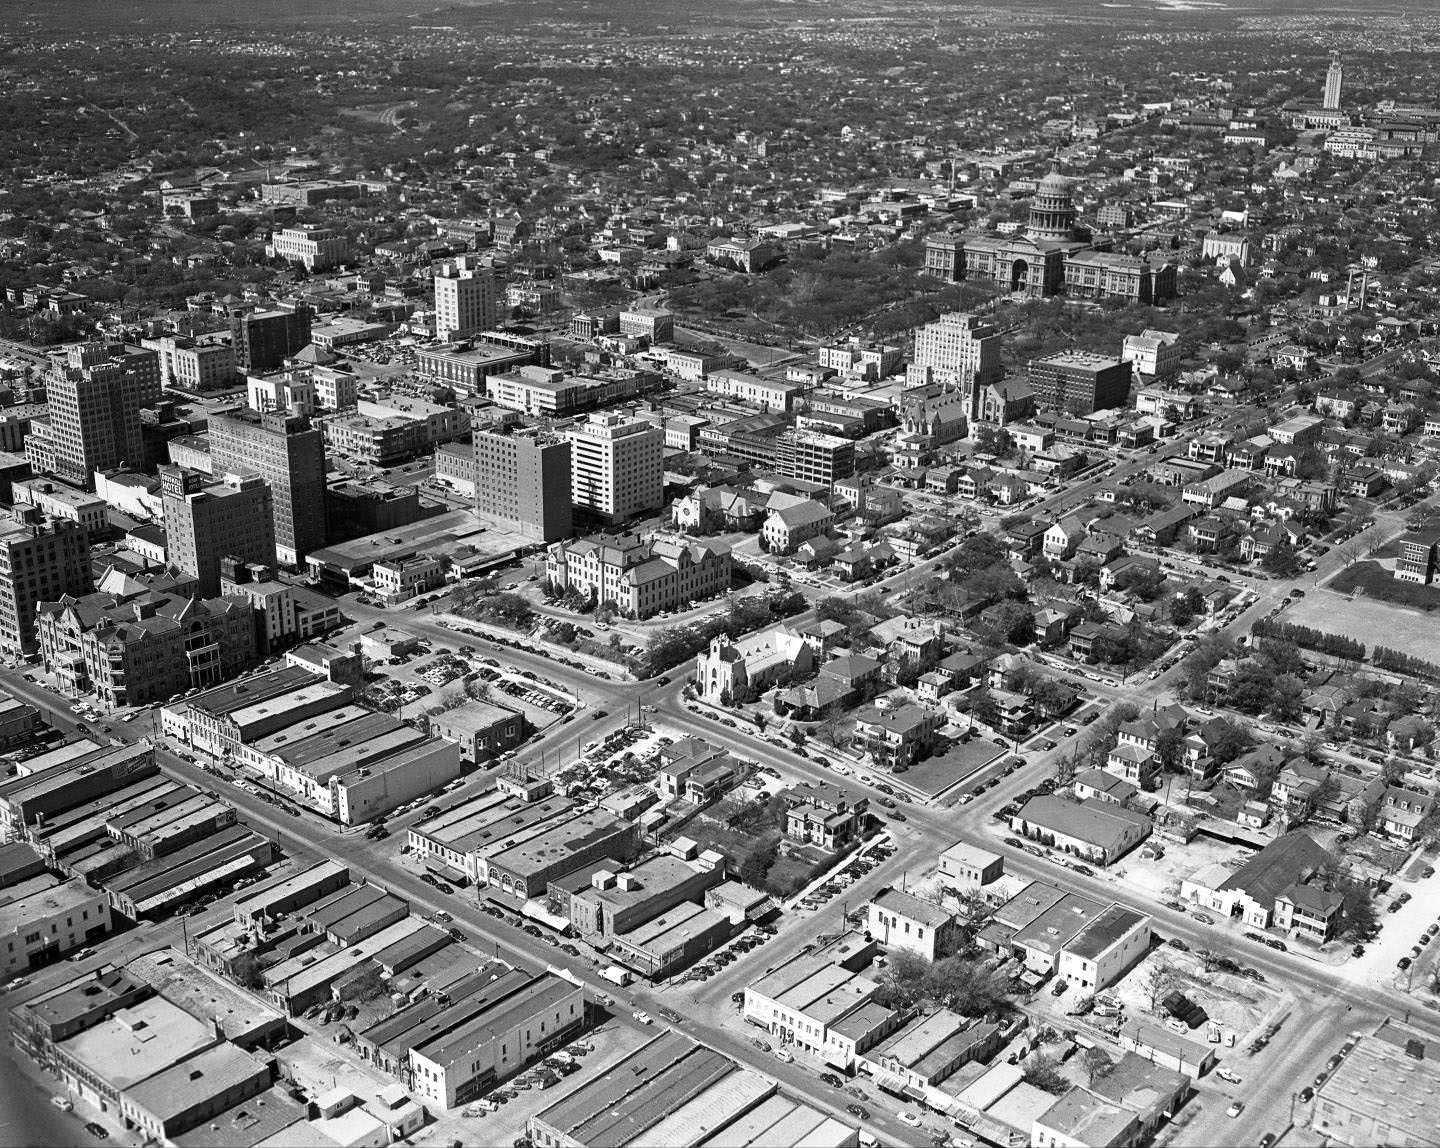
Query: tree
1023 1052 1070 1096
1032 678 1074 718
1156 724 1187 774
1261 538 1302 578
816 713 852 749
1270 673 1305 722
1206 718 1253 765
1340 880 1378 941
1082 1046 1115 1086
949 533 1008 579
1354 792 1383 835
1141 960 1174 1012
739 835 779 887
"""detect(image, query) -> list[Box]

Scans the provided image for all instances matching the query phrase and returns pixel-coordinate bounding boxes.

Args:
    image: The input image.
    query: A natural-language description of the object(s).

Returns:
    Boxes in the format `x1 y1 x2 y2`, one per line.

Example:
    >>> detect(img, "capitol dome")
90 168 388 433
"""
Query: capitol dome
1037 171 1073 197
1029 170 1077 242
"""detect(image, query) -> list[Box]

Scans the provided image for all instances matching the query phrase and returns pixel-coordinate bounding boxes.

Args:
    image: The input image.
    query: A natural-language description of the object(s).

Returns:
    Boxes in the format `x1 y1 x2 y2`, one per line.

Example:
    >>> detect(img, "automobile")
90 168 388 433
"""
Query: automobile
1398 957 1413 970
84 1123 110 1140
633 1011 653 1025
899 1112 922 1127
50 1096 74 1111
1266 938 1288 952
1298 1086 1314 1103
773 1048 794 1063
1071 863 1095 877
845 1104 871 1120
1227 1101 1245 1118
435 882 453 895
890 811 907 823
432 910 452 923
1240 968 1266 983
992 736 1007 746
751 1038 772 1052
1352 944 1366 958
1259 1135 1277 1148
658 1007 684 1025
1166 938 1190 952
1163 900 1186 912
1217 1067 1241 1083
1314 1070 1329 1088
1051 979 1068 996
1003 837 1024 849
1425 866 1436 879
1192 912 1215 925
820 1072 843 1088
3 976 31 991
1430 924 1439 937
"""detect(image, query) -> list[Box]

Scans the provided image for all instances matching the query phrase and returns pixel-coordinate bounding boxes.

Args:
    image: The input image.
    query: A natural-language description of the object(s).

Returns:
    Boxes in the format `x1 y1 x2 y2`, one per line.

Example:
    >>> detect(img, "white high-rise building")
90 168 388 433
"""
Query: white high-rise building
434 256 499 342
904 311 1004 413
1324 52 1343 110
566 411 663 524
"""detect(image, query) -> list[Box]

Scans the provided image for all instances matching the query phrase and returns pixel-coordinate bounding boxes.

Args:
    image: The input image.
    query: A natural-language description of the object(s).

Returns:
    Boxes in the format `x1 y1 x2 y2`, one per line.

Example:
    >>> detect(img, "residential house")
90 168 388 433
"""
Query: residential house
783 782 869 850
1044 515 1087 560
1377 786 1434 844
854 703 941 771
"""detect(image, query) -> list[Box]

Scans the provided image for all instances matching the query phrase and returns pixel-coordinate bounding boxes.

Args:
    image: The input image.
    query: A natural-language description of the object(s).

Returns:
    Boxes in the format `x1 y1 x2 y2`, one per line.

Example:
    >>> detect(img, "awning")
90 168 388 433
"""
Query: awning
873 1071 909 1097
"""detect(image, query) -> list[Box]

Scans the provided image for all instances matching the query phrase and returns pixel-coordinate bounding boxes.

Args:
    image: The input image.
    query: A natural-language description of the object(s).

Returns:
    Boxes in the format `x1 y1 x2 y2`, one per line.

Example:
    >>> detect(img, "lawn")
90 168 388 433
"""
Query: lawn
1327 561 1440 610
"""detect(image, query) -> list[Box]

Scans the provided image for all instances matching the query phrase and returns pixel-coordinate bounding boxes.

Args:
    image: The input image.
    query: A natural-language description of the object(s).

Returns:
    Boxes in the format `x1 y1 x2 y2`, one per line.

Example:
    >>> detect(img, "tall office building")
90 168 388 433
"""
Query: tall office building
229 306 313 374
1324 52 1344 110
905 312 1004 419
433 256 500 342
1027 352 1132 416
472 426 573 542
269 223 349 272
567 411 664 525
0 508 92 656
26 342 161 488
161 465 276 597
208 408 326 567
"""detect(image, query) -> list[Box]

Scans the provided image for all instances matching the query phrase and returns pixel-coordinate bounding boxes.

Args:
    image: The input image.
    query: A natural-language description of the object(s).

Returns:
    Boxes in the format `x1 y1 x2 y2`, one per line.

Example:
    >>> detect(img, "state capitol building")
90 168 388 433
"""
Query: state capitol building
925 172 1177 305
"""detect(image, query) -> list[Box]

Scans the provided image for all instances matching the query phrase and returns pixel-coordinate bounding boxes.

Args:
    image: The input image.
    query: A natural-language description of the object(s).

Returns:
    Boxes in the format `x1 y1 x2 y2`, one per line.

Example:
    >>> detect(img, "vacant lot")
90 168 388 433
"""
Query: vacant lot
1282 589 1440 662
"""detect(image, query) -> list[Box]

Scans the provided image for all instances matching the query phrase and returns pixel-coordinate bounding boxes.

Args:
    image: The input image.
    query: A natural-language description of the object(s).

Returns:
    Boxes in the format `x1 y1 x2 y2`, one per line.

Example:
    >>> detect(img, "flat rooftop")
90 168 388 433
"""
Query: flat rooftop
126 949 284 1045
0 874 95 932
56 996 216 1091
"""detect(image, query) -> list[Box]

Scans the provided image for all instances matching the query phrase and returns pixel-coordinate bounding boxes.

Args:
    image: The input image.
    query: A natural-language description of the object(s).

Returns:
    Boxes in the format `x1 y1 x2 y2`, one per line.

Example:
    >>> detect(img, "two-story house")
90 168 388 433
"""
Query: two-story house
853 702 941 771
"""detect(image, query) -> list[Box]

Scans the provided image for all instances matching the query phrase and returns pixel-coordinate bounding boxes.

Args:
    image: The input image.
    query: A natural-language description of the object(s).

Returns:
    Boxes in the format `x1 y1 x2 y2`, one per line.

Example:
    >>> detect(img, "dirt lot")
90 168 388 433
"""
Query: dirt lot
1110 831 1244 904
1284 585 1440 661
1108 948 1285 1046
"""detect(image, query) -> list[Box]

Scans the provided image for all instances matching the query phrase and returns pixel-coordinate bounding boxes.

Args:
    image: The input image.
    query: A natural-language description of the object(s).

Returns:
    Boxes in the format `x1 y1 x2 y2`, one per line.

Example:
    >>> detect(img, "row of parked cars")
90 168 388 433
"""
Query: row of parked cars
679 923 779 983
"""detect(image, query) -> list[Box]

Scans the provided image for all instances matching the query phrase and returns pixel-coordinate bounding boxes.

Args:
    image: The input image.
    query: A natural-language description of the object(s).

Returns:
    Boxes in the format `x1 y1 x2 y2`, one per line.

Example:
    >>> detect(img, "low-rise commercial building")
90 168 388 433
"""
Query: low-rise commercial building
866 886 961 961
407 787 640 897
1314 1020 1440 1146
408 972 584 1111
121 1044 273 1141
529 1030 857 1148
1009 797 1152 866
0 875 112 978
433 700 530 765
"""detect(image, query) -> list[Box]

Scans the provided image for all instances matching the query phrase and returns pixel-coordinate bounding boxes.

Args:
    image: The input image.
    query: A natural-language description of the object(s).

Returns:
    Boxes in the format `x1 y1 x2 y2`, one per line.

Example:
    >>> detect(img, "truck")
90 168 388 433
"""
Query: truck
601 965 633 987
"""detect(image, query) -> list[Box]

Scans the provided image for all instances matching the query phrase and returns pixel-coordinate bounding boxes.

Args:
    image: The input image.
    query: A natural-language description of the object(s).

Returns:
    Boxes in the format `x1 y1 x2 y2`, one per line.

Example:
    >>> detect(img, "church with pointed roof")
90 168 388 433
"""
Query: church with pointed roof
928 172 1177 305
